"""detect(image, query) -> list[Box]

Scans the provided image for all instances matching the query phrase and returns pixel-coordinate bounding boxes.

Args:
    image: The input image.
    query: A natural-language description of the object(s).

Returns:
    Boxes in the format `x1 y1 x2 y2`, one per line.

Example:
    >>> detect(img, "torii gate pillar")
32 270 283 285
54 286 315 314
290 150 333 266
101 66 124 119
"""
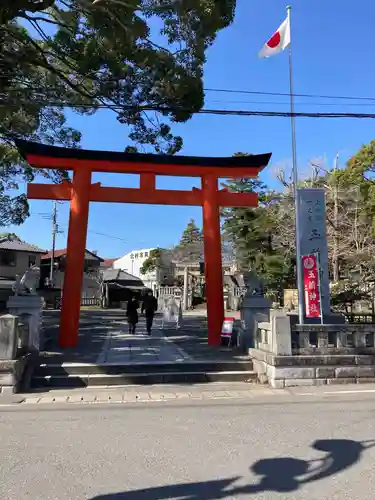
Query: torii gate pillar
202 174 224 344
60 169 91 347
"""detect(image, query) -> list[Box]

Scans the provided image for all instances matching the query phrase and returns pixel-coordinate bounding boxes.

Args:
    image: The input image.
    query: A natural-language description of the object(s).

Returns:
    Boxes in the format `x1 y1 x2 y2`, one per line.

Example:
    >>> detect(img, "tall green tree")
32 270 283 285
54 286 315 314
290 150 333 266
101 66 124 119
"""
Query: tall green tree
179 219 202 246
1 0 236 226
167 219 203 263
334 140 375 231
222 178 269 261
221 152 297 299
223 177 291 289
222 155 276 270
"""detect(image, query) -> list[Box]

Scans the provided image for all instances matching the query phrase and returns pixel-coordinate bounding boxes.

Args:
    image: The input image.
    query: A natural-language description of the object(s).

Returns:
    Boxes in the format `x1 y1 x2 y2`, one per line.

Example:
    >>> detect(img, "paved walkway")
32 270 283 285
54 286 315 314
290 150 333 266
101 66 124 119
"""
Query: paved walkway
42 312 193 364
161 314 248 360
95 317 190 364
41 309 245 364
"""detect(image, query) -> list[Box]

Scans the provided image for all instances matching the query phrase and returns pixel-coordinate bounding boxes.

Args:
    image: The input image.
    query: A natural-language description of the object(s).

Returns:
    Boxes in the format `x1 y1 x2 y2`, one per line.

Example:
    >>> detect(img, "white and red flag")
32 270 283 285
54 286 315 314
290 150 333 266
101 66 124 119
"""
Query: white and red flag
258 15 291 58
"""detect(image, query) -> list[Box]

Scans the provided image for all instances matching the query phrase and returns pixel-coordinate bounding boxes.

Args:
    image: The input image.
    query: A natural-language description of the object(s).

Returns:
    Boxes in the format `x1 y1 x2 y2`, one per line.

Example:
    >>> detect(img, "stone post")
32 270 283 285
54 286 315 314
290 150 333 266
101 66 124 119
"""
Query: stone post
7 295 44 352
0 315 19 360
239 271 272 351
269 311 292 355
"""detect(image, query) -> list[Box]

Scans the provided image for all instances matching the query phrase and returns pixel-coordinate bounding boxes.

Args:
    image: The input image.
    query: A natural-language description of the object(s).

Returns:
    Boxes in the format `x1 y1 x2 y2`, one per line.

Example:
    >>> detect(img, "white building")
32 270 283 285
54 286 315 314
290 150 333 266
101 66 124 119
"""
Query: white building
113 248 173 292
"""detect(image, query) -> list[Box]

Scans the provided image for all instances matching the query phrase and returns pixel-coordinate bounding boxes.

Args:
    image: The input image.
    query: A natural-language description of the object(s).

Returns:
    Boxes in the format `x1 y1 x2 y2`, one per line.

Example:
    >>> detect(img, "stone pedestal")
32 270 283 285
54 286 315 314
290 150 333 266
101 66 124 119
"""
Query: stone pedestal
287 311 346 327
241 296 272 351
7 295 44 352
239 272 272 351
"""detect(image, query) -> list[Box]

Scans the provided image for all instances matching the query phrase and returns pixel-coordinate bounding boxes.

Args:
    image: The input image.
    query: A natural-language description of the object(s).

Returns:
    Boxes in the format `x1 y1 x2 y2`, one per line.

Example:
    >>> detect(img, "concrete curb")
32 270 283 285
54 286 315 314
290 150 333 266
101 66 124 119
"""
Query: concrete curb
0 394 25 405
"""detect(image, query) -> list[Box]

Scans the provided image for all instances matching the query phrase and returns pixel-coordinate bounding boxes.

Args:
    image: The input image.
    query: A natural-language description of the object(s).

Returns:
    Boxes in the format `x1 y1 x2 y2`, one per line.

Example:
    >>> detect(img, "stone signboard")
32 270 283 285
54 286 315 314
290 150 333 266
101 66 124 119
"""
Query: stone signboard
297 188 331 318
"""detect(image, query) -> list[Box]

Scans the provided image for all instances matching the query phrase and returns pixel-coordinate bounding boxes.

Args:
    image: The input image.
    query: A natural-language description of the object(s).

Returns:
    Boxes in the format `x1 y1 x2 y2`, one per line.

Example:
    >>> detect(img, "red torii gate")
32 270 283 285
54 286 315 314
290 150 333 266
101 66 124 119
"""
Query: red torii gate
16 140 271 348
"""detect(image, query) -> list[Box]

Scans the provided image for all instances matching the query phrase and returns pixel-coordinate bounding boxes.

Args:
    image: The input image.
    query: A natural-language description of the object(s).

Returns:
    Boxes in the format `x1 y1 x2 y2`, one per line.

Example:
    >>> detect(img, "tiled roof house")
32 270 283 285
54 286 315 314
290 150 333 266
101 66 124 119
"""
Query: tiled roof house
0 236 46 289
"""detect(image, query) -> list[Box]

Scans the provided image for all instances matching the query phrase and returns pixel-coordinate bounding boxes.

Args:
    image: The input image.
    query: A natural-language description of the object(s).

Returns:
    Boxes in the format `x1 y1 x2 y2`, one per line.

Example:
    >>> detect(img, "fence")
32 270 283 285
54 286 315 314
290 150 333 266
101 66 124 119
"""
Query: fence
81 297 101 307
44 296 101 309
254 315 375 355
157 286 193 310
344 313 375 324
234 287 248 297
249 311 375 388
158 287 182 297
292 324 375 353
254 321 272 351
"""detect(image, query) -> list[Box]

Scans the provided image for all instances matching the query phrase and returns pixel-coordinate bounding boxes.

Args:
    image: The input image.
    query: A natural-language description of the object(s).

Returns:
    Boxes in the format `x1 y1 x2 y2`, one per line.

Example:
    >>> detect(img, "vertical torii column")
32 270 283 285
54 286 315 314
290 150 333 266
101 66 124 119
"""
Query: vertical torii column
202 174 224 345
59 168 92 348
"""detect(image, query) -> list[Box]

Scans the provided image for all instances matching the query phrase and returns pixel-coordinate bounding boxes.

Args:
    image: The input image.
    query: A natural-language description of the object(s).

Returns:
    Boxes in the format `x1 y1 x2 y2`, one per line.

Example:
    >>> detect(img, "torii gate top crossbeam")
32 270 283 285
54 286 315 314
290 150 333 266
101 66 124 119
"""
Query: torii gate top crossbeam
15 140 272 178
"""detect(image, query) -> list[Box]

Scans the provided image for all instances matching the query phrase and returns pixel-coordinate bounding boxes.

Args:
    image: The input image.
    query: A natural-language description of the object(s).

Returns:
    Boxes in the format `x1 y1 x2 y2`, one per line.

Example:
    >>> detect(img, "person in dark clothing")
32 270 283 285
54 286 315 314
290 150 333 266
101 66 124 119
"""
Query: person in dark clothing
126 295 139 334
141 290 158 335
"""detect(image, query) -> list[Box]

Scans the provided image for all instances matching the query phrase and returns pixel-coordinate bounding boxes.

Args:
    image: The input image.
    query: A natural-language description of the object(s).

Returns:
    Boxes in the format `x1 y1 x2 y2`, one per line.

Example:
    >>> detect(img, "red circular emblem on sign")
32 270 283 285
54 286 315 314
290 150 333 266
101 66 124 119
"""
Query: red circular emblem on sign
303 257 314 269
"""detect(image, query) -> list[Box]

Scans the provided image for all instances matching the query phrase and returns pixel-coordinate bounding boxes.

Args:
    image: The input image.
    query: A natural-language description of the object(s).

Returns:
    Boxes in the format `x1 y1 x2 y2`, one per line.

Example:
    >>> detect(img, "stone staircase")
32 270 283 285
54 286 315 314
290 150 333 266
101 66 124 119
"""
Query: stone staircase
31 360 257 390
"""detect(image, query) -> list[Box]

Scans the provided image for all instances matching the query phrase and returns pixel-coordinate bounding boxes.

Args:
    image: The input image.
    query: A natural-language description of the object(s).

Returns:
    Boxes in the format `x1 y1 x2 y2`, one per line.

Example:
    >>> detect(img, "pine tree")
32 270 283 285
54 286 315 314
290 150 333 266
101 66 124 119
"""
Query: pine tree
167 219 203 263
221 153 292 294
179 219 203 247
222 177 273 269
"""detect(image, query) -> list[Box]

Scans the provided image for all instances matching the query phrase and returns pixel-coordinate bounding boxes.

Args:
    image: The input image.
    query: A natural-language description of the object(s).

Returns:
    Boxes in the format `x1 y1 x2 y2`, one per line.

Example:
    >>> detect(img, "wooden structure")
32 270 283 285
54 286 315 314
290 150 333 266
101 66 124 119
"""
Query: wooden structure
16 140 271 348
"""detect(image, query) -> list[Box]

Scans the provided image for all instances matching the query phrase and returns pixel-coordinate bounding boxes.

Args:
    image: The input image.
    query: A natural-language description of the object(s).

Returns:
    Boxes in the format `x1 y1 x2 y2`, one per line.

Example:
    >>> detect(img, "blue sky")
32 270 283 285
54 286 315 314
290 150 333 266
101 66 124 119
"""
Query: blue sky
7 0 375 258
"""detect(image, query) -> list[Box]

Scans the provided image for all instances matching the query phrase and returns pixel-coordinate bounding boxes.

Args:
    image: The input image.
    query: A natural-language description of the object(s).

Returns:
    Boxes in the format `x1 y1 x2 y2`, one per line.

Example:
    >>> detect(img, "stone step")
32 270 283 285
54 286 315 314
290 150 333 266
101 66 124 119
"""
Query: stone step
34 360 254 377
31 370 257 389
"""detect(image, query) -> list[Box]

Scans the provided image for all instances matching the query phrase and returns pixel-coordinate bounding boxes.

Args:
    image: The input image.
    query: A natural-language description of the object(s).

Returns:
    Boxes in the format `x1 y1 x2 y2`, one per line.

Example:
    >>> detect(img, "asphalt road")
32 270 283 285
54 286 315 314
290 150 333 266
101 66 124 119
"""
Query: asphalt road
1 394 375 499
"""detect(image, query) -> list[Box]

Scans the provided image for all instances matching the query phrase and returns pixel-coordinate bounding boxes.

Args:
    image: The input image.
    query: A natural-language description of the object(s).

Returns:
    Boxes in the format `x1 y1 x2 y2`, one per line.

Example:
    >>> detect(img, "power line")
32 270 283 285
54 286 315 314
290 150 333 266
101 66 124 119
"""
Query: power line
5 86 375 103
6 94 375 108
203 87 375 102
31 212 130 242
57 223 130 243
83 229 130 242
207 99 375 108
191 109 375 119
3 101 375 119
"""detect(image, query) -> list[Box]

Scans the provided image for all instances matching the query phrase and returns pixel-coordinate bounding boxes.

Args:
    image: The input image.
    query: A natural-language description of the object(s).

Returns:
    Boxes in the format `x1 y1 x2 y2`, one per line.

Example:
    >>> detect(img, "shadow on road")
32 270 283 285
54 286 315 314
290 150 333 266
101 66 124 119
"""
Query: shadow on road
90 438 375 499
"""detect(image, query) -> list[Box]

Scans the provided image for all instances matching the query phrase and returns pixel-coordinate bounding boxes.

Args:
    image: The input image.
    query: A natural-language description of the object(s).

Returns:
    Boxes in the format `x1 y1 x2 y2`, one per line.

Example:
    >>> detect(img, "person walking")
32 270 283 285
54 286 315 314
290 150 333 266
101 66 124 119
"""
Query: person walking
141 290 158 335
126 295 139 334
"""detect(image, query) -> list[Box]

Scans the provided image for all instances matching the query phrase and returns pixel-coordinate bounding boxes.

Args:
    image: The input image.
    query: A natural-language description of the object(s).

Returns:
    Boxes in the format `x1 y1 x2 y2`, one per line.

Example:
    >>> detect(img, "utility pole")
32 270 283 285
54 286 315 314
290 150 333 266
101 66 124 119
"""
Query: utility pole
50 201 57 286
332 153 340 282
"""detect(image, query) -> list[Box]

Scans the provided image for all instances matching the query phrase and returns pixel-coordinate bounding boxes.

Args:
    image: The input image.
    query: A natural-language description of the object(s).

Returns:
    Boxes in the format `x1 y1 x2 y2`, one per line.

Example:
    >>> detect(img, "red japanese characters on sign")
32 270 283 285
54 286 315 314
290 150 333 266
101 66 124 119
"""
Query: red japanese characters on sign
302 254 321 318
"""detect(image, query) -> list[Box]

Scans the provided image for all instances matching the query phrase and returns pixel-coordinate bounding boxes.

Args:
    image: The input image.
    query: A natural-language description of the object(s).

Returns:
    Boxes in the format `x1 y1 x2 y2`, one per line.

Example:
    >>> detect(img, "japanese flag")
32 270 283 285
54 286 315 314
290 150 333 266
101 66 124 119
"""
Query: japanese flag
258 16 291 58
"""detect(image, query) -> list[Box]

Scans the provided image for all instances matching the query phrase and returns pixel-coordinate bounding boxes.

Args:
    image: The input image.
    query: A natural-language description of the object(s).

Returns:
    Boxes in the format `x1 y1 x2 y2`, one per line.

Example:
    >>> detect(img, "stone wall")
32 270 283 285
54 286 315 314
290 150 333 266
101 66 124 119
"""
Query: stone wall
248 312 375 389
0 355 35 394
250 349 375 389
0 314 38 394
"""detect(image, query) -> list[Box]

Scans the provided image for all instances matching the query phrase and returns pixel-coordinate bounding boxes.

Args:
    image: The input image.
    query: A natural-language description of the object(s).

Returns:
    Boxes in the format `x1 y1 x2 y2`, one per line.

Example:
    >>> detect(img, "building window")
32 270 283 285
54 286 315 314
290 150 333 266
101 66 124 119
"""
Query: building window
0 251 16 267
28 255 36 267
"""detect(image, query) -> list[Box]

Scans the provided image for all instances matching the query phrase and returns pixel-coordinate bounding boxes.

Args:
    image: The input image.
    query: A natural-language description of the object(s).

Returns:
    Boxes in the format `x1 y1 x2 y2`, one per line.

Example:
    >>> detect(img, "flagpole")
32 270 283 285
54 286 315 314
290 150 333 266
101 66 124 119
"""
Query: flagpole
287 5 304 324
